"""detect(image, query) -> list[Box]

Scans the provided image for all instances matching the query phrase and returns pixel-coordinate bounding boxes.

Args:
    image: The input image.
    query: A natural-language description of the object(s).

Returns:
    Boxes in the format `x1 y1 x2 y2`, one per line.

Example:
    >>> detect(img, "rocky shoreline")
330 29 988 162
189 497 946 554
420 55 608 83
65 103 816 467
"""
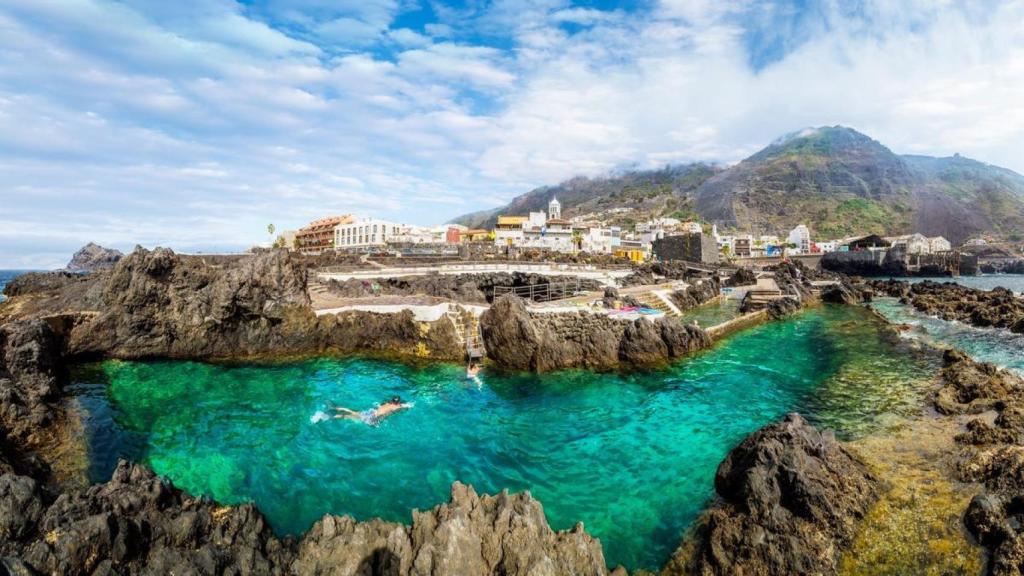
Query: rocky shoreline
869 279 1024 333
1 247 465 364
0 250 992 575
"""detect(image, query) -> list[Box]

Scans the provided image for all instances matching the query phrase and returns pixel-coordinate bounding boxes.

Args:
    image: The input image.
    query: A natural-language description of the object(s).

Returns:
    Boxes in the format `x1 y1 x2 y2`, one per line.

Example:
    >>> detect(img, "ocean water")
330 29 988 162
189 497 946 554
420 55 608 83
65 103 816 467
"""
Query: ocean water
71 305 937 570
899 274 1024 294
871 298 1024 373
0 270 28 303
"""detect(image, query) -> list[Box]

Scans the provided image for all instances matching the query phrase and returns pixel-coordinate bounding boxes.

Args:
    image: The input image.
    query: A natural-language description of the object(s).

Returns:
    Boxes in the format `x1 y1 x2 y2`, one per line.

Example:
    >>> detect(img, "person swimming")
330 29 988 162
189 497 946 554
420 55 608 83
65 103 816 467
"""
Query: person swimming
331 396 412 425
466 362 481 379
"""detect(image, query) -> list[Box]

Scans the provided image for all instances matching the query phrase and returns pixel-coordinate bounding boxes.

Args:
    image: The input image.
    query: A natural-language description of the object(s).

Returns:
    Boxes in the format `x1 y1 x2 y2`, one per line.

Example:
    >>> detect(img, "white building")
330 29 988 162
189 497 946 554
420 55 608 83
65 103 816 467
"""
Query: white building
334 217 402 248
929 236 952 252
680 221 703 234
717 235 736 255
579 226 621 254
816 241 838 253
493 216 528 247
886 234 953 255
547 197 561 220
522 218 574 252
788 225 812 254
388 224 435 244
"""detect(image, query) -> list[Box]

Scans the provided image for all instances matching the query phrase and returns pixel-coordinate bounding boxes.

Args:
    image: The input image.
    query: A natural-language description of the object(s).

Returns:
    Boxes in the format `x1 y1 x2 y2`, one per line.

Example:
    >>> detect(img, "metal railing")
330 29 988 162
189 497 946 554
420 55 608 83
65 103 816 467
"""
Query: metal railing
491 278 584 302
319 260 634 275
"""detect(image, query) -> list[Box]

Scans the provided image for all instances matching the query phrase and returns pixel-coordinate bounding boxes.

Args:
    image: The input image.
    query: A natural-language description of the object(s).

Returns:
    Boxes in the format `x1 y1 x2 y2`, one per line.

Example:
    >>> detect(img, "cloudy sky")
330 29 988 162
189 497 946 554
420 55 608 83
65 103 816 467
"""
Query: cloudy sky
2 0 1023 268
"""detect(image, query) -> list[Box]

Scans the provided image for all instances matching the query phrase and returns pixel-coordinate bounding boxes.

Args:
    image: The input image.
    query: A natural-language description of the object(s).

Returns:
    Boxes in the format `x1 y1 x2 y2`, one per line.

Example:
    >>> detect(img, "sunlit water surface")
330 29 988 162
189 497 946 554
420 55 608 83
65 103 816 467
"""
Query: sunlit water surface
71 305 938 570
871 298 1024 374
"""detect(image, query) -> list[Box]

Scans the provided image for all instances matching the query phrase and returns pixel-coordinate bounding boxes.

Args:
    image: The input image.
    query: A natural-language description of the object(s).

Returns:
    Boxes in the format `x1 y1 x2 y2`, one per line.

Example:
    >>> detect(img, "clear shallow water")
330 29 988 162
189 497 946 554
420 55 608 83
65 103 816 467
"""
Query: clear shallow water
872 298 1024 374
71 305 938 570
677 298 742 328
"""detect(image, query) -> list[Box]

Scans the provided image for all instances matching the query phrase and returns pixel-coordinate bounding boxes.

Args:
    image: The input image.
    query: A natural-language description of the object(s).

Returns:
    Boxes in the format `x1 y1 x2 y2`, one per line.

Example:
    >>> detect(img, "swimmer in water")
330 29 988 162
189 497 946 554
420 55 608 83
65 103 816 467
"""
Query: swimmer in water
466 362 481 379
332 396 412 425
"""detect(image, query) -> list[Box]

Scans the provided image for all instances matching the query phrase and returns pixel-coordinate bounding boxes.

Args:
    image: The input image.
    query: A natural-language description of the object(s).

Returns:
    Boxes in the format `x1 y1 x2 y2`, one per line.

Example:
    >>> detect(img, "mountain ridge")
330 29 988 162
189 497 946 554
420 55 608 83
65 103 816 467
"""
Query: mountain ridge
453 126 1024 244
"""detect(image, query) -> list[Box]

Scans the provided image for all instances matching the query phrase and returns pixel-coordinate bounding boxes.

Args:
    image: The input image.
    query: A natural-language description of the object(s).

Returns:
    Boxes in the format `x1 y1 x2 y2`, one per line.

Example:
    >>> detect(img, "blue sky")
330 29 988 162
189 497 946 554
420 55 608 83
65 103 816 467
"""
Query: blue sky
2 0 1023 268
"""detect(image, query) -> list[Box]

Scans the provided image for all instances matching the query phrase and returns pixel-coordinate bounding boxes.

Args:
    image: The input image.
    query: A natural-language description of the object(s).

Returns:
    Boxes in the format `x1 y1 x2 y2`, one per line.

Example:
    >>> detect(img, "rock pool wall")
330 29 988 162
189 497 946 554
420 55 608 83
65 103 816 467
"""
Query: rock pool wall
326 272 602 304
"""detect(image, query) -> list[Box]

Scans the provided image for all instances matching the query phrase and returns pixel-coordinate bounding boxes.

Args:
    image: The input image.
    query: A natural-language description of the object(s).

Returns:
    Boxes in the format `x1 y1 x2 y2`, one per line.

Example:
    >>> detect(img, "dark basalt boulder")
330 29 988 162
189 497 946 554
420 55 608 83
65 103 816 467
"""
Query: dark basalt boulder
5 461 290 575
296 482 609 576
934 349 1024 416
666 413 878 576
65 242 123 272
478 295 543 370
618 318 669 365
724 268 756 287
0 461 610 576
0 473 44 544
865 279 910 299
0 320 62 442
667 278 720 312
480 295 710 372
820 283 863 305
934 349 1024 574
67 246 313 358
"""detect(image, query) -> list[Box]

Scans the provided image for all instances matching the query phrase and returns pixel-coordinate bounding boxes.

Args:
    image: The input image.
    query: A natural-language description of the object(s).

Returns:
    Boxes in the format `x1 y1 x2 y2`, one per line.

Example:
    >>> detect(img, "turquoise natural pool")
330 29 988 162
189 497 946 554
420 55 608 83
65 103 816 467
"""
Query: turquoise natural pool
71 305 939 570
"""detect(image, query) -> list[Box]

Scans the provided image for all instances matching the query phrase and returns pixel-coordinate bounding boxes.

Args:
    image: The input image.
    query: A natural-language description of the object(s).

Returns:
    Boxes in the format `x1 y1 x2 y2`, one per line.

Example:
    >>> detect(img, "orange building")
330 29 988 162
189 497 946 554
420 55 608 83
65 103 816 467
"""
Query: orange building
296 215 354 253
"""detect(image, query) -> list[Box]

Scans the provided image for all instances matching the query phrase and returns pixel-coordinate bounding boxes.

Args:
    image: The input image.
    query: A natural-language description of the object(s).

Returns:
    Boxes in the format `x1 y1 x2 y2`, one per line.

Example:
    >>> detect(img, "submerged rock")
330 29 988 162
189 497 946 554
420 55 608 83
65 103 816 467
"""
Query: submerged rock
666 413 878 576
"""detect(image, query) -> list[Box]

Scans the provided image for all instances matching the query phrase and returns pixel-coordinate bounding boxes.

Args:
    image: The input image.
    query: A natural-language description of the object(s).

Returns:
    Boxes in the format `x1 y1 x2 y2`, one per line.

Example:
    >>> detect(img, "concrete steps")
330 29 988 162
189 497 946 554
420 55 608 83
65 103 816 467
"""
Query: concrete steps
633 291 682 317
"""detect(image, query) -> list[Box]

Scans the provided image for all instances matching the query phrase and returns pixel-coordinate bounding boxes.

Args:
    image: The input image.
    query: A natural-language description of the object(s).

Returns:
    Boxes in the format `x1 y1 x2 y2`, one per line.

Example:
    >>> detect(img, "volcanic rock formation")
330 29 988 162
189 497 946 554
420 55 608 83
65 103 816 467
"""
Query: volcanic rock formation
665 413 878 576
479 295 710 372
65 243 124 272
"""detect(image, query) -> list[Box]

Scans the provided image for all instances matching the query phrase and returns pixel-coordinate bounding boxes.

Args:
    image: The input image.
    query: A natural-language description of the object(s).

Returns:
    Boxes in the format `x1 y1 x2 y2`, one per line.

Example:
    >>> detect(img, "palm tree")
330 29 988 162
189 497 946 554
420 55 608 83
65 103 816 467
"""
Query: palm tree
267 223 275 247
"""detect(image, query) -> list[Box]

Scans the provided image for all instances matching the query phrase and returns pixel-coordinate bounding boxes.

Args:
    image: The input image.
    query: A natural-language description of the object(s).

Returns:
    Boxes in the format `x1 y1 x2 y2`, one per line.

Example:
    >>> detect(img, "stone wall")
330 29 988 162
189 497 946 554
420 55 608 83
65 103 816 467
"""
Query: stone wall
652 233 719 264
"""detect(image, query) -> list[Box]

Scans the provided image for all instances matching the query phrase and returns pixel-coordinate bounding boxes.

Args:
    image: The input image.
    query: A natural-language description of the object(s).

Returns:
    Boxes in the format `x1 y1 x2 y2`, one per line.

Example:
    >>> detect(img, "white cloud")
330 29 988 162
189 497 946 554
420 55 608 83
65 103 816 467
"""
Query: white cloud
2 0 1024 267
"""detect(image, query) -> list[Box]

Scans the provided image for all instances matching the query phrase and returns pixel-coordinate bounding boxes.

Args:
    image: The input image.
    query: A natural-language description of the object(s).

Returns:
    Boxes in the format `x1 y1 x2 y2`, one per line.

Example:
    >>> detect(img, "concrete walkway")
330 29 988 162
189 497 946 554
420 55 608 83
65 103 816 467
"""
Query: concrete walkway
318 262 632 287
314 302 487 322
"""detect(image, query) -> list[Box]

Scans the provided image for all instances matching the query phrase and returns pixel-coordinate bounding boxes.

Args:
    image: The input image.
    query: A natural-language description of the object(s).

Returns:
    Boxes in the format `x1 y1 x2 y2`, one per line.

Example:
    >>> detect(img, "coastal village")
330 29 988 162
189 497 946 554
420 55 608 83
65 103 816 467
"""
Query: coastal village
279 195 960 265
237 195 1022 372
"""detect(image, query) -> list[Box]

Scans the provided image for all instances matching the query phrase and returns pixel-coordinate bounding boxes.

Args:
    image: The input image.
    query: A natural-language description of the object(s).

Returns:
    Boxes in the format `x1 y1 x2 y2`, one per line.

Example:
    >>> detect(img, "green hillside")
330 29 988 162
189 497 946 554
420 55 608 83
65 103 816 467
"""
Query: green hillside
453 126 1024 244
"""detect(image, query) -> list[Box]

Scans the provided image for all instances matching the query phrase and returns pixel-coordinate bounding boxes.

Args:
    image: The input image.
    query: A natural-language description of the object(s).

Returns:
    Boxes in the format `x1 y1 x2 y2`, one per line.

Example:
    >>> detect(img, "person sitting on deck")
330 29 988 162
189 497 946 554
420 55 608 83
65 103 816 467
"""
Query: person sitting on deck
332 396 412 425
